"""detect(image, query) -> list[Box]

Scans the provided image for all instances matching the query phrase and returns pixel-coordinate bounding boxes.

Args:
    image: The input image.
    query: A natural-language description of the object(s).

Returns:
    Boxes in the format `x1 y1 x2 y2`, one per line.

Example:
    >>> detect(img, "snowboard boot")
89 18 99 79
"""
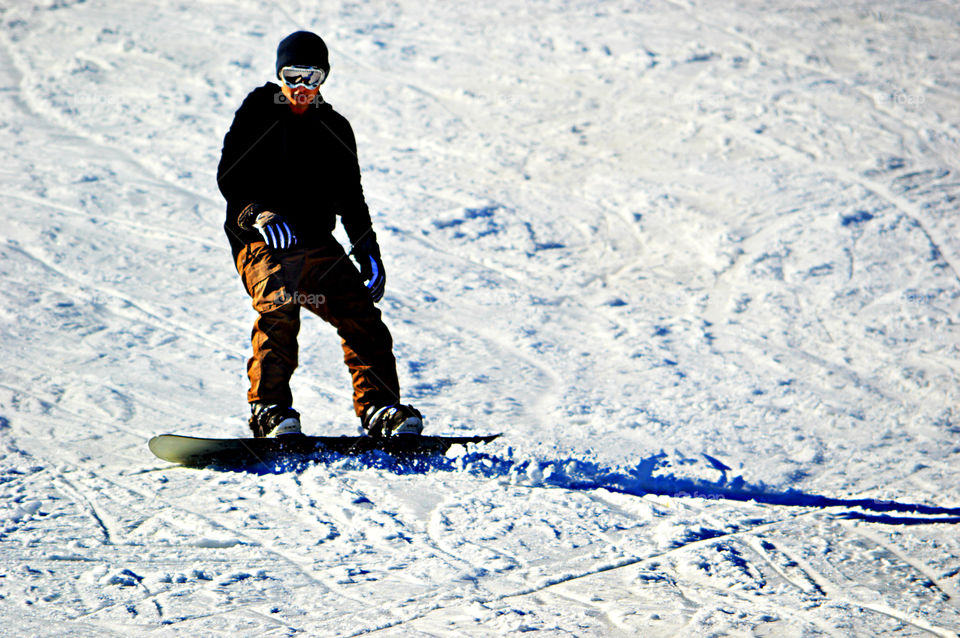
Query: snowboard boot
362 404 423 438
249 403 302 438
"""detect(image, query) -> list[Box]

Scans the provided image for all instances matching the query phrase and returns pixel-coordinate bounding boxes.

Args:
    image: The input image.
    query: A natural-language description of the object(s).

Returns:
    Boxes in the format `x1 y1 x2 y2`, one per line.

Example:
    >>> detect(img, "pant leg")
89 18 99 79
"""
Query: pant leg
236 243 303 407
297 244 401 417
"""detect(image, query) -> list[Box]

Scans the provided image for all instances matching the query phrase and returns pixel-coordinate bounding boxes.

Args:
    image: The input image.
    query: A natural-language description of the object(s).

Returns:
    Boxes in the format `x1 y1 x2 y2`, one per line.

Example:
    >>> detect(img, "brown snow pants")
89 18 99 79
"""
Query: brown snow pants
236 239 400 417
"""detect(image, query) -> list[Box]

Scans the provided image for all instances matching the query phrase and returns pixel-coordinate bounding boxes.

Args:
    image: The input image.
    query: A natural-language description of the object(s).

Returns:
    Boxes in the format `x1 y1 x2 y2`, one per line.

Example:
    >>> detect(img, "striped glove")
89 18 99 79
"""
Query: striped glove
253 211 297 250
352 236 385 302
238 204 297 251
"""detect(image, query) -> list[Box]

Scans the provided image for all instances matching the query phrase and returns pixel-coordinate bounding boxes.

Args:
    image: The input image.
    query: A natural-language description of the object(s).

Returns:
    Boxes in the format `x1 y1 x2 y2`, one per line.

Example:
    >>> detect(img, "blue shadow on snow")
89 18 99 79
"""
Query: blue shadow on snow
225 449 960 524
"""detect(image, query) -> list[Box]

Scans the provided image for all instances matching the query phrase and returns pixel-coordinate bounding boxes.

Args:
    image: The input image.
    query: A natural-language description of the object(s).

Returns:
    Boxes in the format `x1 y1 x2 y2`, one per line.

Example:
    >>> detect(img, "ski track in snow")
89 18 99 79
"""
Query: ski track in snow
2 0 960 635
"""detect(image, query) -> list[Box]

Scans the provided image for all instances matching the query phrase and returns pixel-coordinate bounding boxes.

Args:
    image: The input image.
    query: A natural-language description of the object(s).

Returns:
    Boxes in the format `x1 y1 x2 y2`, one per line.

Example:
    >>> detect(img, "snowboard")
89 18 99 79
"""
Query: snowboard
148 432 501 468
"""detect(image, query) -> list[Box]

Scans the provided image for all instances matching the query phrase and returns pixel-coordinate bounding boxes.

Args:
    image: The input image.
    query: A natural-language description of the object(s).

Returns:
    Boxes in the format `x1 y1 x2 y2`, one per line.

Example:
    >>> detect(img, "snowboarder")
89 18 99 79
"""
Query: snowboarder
217 30 423 438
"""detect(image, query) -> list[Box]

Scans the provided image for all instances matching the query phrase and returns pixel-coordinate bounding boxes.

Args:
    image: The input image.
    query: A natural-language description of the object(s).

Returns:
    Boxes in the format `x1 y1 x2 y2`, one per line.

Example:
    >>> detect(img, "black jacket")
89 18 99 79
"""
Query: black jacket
217 83 373 261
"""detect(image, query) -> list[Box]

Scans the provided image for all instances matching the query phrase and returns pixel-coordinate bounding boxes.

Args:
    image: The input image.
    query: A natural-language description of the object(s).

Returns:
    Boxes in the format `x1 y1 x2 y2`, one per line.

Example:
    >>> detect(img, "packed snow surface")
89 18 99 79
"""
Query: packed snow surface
2 0 960 635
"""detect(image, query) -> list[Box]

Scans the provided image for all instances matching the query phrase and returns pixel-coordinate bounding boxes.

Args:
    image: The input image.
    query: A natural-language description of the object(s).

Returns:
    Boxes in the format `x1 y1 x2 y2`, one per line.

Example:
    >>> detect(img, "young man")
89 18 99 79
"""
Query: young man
217 31 422 438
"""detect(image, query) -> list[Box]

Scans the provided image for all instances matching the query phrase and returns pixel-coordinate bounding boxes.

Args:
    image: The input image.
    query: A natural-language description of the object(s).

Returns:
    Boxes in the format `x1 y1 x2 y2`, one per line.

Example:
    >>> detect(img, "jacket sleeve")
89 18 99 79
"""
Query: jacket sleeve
331 116 375 247
217 87 274 243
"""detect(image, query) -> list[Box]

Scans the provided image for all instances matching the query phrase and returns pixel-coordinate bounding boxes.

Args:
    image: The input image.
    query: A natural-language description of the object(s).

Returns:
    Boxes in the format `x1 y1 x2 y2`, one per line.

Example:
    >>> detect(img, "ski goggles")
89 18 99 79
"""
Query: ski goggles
279 65 326 89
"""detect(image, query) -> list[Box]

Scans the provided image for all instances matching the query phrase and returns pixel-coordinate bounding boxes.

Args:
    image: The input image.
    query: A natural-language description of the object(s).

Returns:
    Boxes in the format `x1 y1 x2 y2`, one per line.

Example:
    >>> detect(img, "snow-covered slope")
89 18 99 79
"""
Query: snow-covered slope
2 0 960 635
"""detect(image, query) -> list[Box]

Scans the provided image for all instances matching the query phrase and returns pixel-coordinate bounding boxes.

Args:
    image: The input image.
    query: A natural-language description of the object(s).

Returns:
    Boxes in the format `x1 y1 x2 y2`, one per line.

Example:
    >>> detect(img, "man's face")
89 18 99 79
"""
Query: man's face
280 83 320 114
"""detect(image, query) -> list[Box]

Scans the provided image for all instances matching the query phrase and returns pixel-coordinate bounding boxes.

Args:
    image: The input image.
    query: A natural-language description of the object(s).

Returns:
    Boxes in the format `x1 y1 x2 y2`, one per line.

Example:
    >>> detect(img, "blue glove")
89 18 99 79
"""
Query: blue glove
254 211 297 250
352 236 385 302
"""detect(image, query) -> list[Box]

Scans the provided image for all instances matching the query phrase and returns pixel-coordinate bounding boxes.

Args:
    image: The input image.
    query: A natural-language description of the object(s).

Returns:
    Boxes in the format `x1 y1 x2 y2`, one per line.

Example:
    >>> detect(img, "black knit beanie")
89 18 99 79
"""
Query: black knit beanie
275 31 330 78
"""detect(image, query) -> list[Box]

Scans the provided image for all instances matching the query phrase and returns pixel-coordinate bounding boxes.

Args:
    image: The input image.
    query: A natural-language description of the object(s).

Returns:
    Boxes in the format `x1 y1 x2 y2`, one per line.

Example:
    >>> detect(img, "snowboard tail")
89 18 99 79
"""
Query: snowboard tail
148 433 501 467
